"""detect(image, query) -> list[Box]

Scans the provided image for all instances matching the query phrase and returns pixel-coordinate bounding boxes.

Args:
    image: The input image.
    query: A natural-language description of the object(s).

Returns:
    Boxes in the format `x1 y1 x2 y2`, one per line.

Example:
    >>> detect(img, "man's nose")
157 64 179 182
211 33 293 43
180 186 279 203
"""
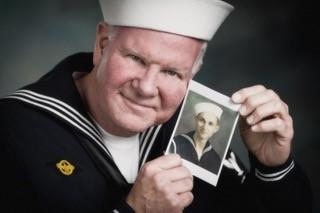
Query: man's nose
203 123 209 130
133 65 159 97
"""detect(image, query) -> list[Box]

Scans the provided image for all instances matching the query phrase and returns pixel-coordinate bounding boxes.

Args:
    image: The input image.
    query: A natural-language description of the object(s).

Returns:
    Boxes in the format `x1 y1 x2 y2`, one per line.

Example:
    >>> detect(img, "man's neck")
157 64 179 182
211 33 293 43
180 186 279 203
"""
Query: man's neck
193 133 208 159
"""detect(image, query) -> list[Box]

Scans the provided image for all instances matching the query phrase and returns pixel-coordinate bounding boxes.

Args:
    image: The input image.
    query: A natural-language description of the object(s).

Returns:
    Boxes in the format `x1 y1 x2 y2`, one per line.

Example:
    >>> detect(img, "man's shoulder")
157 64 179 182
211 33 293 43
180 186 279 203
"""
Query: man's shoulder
0 96 29 116
174 131 193 141
0 97 47 129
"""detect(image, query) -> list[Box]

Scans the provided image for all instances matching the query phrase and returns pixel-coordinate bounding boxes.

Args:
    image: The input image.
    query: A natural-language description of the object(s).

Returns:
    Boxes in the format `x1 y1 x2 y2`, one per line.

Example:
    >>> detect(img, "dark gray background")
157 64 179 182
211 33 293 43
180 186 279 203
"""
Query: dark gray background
0 0 319 212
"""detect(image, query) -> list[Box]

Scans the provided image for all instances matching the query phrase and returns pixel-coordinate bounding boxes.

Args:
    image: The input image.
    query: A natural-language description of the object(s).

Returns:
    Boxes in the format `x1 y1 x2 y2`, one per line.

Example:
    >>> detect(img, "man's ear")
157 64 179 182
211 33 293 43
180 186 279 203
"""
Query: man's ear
93 22 111 66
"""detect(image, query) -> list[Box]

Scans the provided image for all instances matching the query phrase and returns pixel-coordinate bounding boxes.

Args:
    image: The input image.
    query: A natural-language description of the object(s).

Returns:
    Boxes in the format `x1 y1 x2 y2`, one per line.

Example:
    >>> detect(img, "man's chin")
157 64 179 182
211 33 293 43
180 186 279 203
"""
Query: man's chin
114 118 155 136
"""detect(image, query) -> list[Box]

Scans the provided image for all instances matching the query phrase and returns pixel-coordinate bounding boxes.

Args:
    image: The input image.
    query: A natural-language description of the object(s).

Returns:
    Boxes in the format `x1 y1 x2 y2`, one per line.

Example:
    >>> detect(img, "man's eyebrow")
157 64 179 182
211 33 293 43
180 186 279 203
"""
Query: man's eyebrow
162 63 189 74
120 48 148 61
120 47 189 72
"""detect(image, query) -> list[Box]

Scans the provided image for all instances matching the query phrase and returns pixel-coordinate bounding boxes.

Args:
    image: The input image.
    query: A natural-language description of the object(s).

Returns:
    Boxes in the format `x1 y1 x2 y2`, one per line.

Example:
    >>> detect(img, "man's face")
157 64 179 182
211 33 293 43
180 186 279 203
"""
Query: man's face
195 112 219 140
92 26 203 136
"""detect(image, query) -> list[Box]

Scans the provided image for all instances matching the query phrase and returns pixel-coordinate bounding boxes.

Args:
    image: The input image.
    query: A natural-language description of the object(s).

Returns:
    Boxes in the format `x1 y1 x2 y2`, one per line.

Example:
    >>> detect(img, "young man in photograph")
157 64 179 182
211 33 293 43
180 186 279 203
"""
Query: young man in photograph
170 102 223 174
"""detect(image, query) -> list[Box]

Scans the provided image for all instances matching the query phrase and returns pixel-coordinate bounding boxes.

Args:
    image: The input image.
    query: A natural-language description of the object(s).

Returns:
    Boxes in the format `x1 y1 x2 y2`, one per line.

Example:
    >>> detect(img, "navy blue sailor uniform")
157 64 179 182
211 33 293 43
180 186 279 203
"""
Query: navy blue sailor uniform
0 53 312 213
170 131 221 174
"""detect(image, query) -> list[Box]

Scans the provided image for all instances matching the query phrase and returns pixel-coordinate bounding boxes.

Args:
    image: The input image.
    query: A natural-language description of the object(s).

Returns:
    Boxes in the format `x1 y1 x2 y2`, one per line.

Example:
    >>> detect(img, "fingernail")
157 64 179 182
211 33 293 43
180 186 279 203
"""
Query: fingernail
251 125 258 131
232 93 241 102
247 116 254 124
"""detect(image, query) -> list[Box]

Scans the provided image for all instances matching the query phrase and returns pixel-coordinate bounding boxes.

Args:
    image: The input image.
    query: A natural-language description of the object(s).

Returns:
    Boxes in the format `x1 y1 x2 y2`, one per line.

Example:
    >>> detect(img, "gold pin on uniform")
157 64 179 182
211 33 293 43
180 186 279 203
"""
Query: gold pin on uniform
56 160 75 176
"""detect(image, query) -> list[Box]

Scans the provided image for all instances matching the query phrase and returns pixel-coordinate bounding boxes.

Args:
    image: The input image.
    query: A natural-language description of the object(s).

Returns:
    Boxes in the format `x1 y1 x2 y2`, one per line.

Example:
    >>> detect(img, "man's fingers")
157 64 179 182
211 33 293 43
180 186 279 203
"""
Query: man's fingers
238 89 280 116
171 177 193 194
156 165 192 182
232 85 267 103
178 192 194 209
150 166 193 195
251 117 284 132
245 100 288 126
251 117 294 139
141 154 183 175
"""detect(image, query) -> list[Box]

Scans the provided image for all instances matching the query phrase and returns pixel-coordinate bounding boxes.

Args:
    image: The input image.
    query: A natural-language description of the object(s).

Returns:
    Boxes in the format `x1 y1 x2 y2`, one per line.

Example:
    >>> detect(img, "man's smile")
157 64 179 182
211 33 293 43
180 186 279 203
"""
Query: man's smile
120 92 156 112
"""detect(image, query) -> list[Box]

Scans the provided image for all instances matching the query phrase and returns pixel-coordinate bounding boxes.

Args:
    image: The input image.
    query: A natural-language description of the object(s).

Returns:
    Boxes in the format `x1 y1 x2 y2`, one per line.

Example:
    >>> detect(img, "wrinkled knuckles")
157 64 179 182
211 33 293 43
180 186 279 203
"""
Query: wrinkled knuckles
284 117 294 136
253 108 264 120
274 101 283 112
245 97 256 111
178 192 194 209
283 102 289 112
243 84 266 94
255 84 266 90
275 117 285 129
141 162 156 177
152 173 167 190
167 153 183 163
184 192 194 206
287 115 293 126
183 178 194 190
168 196 183 210
266 89 280 100
181 166 192 178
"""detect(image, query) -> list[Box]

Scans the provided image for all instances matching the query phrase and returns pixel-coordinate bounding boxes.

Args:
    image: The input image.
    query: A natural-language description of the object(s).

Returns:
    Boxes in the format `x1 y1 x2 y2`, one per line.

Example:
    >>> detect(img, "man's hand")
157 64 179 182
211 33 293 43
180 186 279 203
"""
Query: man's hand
232 85 294 167
126 154 193 213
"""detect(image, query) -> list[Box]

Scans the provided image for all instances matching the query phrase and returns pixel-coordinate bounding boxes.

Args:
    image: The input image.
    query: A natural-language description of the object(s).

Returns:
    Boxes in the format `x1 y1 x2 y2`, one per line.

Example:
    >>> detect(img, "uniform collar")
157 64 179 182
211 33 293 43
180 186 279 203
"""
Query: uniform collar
7 52 113 158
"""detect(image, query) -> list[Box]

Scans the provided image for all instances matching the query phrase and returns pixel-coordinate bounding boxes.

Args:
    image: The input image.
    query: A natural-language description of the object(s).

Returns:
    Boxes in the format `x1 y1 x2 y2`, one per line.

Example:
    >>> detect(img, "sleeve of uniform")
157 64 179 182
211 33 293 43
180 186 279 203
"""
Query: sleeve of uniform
245 152 313 212
110 200 135 213
0 109 41 212
190 150 313 213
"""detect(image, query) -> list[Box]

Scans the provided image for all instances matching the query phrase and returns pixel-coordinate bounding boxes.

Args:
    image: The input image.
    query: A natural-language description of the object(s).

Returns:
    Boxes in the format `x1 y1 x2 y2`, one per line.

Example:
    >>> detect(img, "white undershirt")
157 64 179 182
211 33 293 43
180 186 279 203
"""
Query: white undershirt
93 121 139 183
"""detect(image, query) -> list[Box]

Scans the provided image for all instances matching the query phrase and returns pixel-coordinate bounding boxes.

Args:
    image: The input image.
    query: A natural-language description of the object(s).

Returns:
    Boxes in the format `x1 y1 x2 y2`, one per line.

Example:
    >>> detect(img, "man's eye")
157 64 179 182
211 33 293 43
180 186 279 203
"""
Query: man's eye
128 54 145 65
163 70 180 78
197 117 205 123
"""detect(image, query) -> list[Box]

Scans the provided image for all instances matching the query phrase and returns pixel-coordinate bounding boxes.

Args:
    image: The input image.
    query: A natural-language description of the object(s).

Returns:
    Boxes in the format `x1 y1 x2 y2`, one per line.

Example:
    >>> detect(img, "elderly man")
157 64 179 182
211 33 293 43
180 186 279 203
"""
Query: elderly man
170 102 223 174
0 0 312 212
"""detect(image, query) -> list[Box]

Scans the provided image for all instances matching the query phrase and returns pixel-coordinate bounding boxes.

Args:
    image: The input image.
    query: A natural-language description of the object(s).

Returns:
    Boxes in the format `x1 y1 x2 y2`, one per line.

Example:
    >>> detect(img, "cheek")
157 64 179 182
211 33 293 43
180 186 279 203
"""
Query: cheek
98 55 135 90
208 128 215 134
207 127 217 135
161 82 187 108
195 124 201 132
156 82 188 122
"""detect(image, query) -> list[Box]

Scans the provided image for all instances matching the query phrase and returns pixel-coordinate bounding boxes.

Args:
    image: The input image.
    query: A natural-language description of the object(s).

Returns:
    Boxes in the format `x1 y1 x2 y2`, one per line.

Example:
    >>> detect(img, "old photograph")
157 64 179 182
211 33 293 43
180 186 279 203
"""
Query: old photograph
166 80 240 186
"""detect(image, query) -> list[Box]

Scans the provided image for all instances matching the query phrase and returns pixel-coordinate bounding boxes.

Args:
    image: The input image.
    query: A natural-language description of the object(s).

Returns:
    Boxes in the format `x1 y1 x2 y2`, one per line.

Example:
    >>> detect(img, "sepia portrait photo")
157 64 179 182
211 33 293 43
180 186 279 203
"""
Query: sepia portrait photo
166 80 240 186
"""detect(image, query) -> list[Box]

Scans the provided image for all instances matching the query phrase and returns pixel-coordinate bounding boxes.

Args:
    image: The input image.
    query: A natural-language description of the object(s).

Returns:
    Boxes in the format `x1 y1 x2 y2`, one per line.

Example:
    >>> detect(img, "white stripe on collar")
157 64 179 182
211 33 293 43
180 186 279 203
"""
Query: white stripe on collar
202 144 213 155
139 126 155 158
181 133 194 146
5 89 112 158
139 124 162 168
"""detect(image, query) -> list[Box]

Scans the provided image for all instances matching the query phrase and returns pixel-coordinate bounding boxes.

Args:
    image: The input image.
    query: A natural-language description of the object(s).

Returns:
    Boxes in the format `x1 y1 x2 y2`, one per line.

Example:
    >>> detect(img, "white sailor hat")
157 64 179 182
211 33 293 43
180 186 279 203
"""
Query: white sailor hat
194 102 223 120
98 0 234 41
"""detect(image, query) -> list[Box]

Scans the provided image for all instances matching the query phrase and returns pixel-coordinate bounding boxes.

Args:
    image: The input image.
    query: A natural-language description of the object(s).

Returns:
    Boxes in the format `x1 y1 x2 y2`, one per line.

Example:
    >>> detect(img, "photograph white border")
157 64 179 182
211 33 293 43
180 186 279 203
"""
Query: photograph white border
165 80 240 186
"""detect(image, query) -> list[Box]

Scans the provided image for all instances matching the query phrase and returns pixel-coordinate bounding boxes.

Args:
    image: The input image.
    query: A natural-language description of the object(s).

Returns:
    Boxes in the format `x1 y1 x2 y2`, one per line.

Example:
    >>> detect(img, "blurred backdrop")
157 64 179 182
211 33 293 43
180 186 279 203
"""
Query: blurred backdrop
0 0 319 211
